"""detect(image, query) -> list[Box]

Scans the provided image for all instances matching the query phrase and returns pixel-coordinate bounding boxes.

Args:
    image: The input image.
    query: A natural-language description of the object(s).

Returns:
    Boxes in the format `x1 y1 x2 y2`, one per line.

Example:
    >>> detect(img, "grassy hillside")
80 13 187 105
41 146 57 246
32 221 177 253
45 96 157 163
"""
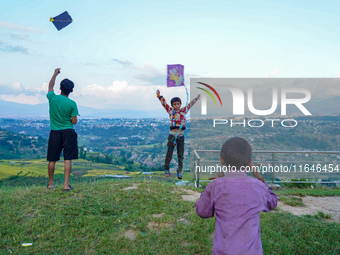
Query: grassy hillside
0 129 47 159
0 159 193 188
0 159 144 180
0 180 339 254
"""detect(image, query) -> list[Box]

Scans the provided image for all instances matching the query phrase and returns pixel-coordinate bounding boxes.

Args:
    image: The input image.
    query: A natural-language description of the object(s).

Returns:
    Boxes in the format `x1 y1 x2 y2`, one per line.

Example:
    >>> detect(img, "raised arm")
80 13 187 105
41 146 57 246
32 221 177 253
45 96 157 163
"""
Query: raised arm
250 162 264 183
48 68 60 92
156 89 172 113
182 94 200 113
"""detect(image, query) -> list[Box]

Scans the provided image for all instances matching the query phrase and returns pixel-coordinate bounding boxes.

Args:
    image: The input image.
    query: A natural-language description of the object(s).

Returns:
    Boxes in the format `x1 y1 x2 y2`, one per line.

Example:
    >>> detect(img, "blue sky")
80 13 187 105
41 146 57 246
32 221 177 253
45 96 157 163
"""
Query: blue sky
1 0 340 112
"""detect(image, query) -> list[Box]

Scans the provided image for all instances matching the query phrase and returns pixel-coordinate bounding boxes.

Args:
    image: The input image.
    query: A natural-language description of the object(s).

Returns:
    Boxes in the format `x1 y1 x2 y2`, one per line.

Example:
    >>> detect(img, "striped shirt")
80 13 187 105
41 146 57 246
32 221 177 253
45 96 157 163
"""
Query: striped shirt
158 95 197 130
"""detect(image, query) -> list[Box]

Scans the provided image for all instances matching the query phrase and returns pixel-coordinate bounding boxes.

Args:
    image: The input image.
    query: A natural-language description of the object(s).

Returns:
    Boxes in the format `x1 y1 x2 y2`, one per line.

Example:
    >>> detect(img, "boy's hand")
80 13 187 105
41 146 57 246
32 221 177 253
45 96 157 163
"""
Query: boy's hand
156 89 160 96
208 171 224 180
54 68 61 76
208 176 218 180
196 94 200 100
49 68 61 92
250 163 264 182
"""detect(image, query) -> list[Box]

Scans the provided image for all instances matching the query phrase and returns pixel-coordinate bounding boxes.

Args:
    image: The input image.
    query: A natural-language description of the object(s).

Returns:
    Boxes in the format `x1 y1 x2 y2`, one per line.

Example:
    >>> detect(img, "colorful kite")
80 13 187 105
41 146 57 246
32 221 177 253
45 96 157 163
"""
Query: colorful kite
50 11 73 31
167 64 184 87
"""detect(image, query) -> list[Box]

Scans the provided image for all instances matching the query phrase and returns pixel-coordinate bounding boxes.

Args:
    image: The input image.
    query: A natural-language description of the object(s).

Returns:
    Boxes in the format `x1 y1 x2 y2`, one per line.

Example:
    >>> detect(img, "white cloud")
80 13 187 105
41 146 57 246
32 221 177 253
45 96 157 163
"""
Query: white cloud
0 41 29 54
76 80 188 110
0 82 25 94
112 58 133 67
0 93 42 105
9 33 31 40
0 21 45 33
79 81 134 98
267 69 280 77
137 62 160 72
134 62 165 85
35 83 48 93
12 82 24 91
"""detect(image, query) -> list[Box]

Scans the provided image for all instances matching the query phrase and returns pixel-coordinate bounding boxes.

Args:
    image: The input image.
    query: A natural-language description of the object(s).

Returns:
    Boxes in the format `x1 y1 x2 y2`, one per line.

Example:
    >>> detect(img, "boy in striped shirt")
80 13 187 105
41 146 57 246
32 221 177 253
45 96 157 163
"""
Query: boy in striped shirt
156 89 200 179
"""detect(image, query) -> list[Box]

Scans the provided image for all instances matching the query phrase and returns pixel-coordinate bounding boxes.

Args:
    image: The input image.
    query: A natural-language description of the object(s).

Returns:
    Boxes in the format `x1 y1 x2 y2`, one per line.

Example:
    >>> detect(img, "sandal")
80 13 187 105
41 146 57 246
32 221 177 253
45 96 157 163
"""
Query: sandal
164 170 170 177
177 172 183 180
63 185 73 192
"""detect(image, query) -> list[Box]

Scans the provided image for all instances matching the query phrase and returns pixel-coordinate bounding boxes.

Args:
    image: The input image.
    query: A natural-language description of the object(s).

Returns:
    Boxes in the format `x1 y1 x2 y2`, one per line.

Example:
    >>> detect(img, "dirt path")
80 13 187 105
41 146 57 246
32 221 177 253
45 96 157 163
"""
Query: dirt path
278 196 340 222
179 189 340 222
181 189 201 202
179 187 340 222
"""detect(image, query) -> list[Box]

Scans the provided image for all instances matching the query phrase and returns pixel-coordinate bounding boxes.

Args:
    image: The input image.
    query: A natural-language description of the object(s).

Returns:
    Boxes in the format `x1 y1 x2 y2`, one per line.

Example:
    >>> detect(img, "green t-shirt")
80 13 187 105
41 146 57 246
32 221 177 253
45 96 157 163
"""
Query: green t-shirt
47 91 79 130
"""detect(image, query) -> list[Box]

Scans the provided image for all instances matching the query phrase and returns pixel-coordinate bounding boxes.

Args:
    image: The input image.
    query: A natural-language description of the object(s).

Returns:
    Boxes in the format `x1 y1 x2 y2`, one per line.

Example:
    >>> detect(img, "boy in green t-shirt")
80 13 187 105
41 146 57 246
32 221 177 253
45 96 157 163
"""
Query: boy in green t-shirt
47 68 79 191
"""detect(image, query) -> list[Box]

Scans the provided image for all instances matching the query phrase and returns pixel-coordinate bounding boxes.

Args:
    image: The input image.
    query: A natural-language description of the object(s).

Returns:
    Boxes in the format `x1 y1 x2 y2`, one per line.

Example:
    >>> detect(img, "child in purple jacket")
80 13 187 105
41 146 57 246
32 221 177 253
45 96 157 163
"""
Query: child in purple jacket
195 137 278 255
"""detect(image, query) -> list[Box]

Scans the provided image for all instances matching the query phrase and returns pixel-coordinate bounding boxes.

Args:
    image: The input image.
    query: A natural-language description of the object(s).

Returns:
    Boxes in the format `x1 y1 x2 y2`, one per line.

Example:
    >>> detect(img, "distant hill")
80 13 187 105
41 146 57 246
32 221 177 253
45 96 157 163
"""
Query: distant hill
0 129 47 159
305 96 340 115
0 100 48 117
0 99 164 118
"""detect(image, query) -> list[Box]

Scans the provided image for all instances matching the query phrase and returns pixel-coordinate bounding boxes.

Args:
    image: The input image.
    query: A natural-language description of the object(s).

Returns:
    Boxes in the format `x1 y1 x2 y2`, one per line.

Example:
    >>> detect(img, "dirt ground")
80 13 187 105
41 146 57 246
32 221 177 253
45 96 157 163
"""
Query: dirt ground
278 196 340 222
181 189 201 202
123 183 139 190
180 189 340 222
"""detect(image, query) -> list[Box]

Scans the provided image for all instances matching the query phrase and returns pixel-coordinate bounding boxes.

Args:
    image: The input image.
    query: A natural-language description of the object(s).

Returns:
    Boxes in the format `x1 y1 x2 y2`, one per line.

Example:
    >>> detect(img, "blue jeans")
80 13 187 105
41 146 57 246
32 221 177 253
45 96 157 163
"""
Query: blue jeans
164 134 184 173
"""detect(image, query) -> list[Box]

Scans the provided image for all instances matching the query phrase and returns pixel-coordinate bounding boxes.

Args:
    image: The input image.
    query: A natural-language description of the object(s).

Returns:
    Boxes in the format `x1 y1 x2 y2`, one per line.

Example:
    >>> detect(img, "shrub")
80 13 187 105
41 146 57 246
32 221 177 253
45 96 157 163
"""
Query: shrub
283 177 317 189
279 196 305 207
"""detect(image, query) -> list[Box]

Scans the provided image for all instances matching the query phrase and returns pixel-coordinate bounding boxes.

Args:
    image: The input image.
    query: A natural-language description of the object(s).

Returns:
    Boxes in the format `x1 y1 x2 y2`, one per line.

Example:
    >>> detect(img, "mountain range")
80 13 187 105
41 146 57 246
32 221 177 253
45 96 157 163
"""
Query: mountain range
0 99 165 118
0 96 339 119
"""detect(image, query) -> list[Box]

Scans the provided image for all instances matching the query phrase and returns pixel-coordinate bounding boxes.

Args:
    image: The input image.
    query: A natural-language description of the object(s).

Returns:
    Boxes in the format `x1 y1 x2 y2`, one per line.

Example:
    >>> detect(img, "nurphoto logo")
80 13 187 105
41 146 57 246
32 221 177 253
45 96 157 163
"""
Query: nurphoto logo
193 79 313 128
197 82 311 116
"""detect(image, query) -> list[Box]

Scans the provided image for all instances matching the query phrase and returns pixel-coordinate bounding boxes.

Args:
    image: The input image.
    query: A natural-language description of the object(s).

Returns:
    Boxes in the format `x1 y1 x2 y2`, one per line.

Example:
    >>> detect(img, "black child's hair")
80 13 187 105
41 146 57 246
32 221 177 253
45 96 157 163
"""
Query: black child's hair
171 97 181 106
60 79 74 95
220 137 252 169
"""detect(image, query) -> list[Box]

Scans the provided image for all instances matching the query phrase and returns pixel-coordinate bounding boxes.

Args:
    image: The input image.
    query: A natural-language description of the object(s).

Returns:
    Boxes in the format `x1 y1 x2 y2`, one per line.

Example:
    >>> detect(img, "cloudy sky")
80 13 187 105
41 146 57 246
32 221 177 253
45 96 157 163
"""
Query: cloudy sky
1 0 340 114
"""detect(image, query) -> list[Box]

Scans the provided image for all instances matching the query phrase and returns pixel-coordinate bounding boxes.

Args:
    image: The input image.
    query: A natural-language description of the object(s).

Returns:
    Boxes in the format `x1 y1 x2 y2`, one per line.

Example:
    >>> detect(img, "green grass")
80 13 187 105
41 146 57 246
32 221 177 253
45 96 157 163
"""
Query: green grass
0 159 64 180
279 196 305 207
0 179 339 254
315 211 333 220
0 159 194 183
82 169 141 177
260 210 339 254
276 187 340 197
0 159 131 181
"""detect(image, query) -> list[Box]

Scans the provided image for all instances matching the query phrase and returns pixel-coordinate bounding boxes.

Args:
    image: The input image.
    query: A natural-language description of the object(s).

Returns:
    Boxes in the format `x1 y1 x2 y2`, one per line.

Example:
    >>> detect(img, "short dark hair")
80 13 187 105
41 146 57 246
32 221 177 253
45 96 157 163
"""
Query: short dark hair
60 79 74 95
171 97 181 106
220 137 252 169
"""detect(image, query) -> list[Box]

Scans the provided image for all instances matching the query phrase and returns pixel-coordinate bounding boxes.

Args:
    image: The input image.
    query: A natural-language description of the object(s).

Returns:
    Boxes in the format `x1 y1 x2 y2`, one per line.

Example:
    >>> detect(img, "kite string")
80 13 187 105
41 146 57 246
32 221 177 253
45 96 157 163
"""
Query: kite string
173 84 189 145
57 30 62 67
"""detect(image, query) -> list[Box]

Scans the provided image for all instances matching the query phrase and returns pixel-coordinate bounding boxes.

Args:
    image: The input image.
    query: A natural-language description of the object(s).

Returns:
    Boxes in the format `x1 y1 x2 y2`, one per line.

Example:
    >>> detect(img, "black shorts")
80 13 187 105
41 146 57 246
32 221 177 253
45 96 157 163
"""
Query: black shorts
47 129 78 161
